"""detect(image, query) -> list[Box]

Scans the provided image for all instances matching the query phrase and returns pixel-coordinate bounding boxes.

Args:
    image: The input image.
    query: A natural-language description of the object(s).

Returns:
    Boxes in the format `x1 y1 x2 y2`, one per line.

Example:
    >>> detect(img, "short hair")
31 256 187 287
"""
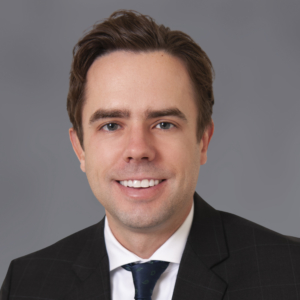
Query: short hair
67 9 214 148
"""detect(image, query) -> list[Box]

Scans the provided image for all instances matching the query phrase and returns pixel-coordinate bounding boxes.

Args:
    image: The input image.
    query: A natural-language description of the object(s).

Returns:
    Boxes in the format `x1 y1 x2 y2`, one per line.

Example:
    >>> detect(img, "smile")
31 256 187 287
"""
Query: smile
117 179 165 188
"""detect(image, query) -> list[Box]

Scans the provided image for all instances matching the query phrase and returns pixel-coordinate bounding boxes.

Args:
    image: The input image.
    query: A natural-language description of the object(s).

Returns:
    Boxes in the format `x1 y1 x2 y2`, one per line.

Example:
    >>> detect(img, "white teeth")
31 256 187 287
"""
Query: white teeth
133 180 141 188
119 179 163 188
141 179 148 187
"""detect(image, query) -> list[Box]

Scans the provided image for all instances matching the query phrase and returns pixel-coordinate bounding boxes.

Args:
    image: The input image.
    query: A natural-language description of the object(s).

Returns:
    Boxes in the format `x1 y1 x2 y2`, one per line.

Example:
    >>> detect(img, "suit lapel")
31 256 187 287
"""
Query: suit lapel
64 219 111 300
172 192 228 300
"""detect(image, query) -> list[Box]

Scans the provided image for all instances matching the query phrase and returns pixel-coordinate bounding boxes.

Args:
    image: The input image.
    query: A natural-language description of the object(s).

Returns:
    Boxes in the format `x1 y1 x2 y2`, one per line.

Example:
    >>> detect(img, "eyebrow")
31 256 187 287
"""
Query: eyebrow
89 107 187 125
89 109 130 125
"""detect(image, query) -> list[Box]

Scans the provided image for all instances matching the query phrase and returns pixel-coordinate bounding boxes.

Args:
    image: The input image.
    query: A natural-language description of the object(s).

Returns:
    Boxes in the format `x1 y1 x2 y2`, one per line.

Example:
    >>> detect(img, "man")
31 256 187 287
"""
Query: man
1 9 299 300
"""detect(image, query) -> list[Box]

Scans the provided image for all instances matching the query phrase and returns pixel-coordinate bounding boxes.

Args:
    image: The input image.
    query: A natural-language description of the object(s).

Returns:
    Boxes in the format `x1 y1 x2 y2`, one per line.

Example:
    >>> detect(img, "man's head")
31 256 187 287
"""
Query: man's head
68 10 214 233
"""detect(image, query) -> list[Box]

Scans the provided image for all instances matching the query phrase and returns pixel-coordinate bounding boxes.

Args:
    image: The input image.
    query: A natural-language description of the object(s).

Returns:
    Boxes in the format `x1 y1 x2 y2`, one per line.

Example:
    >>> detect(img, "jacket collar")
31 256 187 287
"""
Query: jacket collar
172 192 229 300
65 219 111 300
188 192 228 268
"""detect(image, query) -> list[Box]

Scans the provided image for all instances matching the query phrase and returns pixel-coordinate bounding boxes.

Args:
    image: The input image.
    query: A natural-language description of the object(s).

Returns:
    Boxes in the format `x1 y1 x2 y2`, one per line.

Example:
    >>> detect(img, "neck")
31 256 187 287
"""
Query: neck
106 202 192 259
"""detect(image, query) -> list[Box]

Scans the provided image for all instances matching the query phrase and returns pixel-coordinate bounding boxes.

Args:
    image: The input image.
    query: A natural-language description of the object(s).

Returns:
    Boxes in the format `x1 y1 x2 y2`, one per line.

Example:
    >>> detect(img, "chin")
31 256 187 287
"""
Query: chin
109 202 176 230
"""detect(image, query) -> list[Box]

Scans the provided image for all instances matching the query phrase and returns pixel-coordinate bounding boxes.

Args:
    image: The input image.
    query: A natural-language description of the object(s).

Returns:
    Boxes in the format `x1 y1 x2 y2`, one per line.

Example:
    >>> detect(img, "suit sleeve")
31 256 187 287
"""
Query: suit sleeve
0 261 13 300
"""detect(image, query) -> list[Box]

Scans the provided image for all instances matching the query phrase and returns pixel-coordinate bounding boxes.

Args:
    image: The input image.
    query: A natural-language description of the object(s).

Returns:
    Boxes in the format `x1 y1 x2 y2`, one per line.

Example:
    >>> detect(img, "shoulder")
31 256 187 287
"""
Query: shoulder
218 210 300 271
13 221 101 264
2 221 103 295
219 210 300 244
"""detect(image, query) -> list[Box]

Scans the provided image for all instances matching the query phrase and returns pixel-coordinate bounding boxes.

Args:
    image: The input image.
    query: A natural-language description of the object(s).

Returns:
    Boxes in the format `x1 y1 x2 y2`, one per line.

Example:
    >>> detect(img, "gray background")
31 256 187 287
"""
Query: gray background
0 0 299 283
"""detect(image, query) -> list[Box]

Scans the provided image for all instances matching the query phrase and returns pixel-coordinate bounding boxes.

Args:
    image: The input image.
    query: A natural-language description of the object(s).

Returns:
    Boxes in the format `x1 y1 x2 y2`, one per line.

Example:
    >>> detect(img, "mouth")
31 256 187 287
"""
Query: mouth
116 179 166 189
114 178 167 200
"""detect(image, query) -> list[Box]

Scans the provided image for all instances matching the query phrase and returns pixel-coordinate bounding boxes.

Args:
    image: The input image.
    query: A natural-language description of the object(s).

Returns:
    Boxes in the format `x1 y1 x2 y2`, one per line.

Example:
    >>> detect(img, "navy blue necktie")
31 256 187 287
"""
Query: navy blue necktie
122 260 169 300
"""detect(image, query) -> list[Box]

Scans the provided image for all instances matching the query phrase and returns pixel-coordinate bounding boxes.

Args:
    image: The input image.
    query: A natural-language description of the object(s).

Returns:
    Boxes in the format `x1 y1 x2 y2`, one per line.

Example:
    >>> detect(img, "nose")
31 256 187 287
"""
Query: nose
122 125 156 163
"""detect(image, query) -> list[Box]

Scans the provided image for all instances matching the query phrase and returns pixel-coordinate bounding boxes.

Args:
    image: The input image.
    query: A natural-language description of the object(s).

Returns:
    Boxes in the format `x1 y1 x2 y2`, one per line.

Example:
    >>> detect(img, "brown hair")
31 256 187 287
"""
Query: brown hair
67 9 214 148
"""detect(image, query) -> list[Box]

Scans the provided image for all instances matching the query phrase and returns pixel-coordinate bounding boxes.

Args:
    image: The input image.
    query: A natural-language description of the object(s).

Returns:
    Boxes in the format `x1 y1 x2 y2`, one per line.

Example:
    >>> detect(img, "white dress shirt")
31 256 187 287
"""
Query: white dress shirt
104 202 194 300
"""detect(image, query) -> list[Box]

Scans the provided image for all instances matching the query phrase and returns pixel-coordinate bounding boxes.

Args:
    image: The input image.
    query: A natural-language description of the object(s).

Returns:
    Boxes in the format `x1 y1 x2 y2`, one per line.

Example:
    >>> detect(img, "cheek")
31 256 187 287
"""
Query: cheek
160 136 199 175
84 137 123 178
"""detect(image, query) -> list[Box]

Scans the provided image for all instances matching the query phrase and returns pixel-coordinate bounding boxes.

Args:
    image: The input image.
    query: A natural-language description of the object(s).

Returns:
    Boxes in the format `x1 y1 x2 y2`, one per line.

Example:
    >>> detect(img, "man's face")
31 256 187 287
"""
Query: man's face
70 51 213 232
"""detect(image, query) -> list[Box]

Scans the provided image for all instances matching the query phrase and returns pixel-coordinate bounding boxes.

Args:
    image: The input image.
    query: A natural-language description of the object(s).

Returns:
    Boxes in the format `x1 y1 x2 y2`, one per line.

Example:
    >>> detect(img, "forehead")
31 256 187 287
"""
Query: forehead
83 50 197 121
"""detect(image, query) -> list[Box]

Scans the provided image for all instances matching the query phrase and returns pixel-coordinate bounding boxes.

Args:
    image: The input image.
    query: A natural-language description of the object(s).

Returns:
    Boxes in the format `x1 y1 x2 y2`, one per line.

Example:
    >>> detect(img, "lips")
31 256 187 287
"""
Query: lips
114 178 167 199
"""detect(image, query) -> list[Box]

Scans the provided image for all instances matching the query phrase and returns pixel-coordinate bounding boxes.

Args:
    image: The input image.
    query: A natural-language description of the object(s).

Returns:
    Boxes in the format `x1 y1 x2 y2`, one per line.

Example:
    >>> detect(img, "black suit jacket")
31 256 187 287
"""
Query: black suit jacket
1 192 300 300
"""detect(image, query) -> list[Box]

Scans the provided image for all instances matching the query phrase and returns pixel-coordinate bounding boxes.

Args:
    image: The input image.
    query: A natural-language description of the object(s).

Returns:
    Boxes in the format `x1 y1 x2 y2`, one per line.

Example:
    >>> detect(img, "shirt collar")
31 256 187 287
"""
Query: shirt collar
104 202 194 271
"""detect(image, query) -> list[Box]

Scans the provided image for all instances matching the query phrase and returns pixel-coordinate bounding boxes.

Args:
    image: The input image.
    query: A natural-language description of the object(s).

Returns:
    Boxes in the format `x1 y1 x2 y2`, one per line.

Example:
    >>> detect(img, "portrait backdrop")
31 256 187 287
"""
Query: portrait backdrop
0 0 299 283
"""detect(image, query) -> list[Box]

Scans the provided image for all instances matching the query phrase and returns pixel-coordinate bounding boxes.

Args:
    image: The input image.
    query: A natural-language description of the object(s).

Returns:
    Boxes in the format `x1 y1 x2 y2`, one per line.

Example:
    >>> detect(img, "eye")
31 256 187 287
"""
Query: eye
155 122 175 130
101 123 120 131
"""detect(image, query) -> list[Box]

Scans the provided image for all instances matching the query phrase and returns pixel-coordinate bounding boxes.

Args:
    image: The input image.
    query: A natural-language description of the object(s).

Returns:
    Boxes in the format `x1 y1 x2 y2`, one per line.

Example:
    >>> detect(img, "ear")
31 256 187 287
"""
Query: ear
199 120 214 165
69 128 86 172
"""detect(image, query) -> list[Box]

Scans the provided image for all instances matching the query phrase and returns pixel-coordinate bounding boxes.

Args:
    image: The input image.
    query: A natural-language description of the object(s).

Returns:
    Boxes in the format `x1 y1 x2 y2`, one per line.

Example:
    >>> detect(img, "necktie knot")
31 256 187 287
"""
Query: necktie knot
122 260 169 300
